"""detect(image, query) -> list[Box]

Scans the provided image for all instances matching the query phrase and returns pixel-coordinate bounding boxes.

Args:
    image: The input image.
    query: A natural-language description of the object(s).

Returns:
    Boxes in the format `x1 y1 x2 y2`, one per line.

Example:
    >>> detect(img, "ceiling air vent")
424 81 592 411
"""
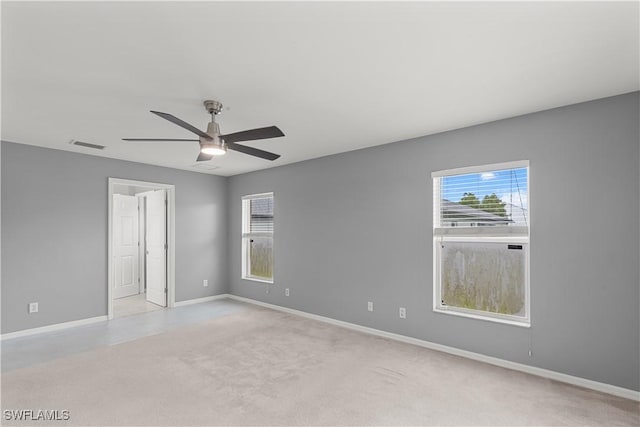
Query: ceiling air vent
191 163 220 171
70 139 105 150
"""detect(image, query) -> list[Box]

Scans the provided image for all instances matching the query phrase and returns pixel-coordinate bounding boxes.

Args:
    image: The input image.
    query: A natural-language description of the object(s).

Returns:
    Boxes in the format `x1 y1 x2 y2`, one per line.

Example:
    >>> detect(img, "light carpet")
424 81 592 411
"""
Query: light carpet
2 304 638 426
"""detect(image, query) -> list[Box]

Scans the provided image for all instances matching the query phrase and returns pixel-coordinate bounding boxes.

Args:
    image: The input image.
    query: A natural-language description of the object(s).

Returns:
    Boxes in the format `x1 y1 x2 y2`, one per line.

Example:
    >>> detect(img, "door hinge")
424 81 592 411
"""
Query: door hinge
164 288 167 294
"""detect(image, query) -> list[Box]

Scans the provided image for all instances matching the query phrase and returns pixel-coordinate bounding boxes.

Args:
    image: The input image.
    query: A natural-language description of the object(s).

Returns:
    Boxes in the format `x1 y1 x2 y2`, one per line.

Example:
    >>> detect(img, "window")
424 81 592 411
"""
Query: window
433 161 530 327
242 193 274 283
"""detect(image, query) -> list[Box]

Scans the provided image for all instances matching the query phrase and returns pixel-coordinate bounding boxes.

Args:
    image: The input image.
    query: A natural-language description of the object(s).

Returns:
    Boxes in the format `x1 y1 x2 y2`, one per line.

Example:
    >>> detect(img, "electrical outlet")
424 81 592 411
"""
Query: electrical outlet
28 302 39 313
203 279 208 287
285 288 290 297
399 307 406 319
368 301 374 312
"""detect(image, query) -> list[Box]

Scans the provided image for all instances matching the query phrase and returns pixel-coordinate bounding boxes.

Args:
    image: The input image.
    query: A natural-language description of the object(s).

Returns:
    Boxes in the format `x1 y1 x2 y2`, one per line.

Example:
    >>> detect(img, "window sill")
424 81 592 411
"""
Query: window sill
434 307 530 328
242 276 274 285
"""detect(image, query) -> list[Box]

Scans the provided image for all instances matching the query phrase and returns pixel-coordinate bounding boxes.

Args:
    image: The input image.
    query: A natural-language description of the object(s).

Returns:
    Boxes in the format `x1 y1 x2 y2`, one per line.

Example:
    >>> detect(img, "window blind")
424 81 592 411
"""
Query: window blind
249 197 274 233
436 165 528 228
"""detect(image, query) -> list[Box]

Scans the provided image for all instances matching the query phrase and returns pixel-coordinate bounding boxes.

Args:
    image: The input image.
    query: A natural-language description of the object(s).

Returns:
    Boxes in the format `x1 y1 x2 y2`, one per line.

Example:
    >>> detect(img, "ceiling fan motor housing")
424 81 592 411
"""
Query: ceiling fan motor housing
200 121 226 154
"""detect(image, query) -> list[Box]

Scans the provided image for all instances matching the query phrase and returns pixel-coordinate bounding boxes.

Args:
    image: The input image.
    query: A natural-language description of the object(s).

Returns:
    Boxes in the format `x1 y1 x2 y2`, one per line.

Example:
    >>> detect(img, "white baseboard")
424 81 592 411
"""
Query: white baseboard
1 315 108 341
227 295 640 402
174 294 230 307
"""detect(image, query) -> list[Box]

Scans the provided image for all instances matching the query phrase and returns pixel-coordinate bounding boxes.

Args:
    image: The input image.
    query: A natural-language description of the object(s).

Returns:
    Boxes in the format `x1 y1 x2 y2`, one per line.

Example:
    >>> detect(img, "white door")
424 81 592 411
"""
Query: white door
113 194 139 299
146 190 167 307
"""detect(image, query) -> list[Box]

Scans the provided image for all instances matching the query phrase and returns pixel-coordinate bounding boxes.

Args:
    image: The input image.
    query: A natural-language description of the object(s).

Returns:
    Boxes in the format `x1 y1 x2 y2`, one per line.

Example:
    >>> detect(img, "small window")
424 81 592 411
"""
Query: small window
433 161 530 326
242 193 274 283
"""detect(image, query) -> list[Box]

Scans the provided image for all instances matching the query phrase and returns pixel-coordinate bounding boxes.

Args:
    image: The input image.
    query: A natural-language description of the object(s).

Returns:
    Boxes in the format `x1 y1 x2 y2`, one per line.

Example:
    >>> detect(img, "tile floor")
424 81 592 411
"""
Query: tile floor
1 299 245 372
113 293 164 318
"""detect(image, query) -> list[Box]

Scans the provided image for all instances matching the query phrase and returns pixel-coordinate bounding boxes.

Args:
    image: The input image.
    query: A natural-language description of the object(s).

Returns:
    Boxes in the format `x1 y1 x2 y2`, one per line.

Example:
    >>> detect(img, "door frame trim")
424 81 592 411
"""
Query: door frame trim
107 177 176 320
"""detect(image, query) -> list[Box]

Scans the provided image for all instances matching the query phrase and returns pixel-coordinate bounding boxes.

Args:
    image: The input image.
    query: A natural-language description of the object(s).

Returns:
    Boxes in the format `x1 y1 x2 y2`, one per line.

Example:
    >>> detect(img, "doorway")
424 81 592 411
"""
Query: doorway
108 178 176 319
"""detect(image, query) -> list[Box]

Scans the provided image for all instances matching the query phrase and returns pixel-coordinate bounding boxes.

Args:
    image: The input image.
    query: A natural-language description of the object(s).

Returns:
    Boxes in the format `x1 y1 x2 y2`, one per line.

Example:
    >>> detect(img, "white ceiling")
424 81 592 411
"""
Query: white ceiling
2 1 638 177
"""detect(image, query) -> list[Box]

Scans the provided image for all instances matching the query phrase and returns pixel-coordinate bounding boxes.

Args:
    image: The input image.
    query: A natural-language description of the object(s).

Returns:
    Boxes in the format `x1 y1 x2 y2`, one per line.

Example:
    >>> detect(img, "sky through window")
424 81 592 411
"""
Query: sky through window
441 167 528 211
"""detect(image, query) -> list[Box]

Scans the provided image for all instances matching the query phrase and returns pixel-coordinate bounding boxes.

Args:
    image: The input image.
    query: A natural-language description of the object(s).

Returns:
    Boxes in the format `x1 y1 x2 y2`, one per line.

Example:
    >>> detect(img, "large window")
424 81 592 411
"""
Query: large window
433 161 530 326
242 193 274 283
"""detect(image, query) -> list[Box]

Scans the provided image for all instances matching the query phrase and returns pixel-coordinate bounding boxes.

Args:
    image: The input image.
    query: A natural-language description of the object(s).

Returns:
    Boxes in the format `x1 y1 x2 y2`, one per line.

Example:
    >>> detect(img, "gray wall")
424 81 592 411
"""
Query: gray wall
2 93 637 391
1 142 228 333
227 92 640 391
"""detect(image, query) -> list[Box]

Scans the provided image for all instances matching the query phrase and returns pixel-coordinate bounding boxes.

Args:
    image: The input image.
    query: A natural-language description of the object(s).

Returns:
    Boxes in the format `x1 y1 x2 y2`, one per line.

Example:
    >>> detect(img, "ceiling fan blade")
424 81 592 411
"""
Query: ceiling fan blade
197 152 214 162
220 126 284 144
227 142 280 161
150 111 212 140
122 138 199 142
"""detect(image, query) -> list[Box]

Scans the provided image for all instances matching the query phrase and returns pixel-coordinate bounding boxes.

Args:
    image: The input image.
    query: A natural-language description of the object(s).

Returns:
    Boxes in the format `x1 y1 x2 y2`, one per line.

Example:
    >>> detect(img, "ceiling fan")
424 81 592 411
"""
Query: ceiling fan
123 100 284 161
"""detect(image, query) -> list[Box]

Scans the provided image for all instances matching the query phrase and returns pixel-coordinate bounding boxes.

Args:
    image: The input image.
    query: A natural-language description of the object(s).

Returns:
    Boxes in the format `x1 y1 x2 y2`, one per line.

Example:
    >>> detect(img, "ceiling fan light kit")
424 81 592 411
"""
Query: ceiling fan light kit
200 143 227 156
122 99 284 162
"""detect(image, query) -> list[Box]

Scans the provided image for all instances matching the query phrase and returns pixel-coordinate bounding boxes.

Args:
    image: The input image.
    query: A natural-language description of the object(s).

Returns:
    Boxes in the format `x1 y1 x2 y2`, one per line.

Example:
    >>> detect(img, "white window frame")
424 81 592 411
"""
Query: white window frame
432 160 530 327
242 192 274 284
